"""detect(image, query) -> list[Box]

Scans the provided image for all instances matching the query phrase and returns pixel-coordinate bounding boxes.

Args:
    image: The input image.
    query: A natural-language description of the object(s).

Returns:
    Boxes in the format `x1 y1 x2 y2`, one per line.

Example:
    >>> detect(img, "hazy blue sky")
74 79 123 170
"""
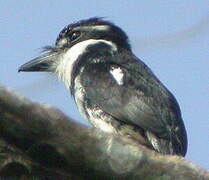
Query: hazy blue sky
1 1 208 169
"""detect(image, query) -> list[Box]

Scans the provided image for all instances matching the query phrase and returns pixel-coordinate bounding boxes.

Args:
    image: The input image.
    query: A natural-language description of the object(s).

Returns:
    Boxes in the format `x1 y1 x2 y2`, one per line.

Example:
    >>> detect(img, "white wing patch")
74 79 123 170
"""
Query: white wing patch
110 67 124 85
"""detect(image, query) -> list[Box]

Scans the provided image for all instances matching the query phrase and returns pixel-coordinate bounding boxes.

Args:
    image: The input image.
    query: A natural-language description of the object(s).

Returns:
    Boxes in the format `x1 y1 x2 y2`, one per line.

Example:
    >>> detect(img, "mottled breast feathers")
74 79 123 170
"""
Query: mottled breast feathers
72 49 187 156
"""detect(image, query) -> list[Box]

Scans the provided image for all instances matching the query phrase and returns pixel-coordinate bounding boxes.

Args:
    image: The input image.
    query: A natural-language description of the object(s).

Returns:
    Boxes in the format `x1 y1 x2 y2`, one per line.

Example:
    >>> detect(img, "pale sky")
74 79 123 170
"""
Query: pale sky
1 1 208 169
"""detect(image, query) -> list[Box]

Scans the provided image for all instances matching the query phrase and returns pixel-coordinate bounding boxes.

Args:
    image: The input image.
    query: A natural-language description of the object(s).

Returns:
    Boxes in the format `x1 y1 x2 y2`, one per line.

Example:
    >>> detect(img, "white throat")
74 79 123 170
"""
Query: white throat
55 39 117 88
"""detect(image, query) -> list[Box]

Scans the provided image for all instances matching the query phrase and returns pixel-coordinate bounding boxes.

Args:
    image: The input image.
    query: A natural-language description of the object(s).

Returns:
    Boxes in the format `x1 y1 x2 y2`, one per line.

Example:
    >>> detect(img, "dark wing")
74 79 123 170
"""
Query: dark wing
80 53 187 156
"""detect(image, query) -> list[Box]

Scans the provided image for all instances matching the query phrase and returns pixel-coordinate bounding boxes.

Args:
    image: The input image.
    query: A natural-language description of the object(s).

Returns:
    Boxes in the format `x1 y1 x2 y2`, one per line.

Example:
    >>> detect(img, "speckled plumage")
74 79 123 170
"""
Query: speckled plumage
19 17 187 156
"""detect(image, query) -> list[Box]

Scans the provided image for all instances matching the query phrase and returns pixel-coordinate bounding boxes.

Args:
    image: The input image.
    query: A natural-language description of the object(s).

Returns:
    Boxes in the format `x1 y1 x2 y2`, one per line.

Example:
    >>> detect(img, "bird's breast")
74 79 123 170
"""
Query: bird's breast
73 75 117 133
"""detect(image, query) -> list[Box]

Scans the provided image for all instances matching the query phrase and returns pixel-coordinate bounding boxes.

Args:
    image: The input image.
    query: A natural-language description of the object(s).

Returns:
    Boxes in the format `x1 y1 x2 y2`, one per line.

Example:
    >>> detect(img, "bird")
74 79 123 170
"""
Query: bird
18 17 187 156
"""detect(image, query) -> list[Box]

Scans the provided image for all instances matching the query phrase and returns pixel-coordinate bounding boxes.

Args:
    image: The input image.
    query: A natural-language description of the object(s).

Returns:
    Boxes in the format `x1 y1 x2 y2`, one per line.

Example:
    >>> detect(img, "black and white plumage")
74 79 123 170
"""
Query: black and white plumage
19 17 187 156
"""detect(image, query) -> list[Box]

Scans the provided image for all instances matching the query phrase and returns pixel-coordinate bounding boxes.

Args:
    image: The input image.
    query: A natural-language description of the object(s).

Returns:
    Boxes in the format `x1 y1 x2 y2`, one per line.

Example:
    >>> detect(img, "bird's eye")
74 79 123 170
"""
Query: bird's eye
70 31 81 42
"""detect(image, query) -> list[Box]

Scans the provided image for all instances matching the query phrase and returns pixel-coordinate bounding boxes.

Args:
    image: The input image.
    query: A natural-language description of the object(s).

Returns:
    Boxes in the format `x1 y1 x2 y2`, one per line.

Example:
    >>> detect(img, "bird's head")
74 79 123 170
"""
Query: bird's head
18 17 131 87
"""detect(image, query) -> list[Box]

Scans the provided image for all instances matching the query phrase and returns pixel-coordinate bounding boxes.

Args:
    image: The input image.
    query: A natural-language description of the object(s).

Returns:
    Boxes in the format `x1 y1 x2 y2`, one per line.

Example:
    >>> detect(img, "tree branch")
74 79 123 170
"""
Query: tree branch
0 85 208 180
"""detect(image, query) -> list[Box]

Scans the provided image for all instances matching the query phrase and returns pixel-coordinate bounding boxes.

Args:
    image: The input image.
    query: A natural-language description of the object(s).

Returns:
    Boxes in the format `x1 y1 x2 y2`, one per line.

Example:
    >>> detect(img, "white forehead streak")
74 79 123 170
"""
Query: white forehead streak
55 39 117 88
74 25 110 31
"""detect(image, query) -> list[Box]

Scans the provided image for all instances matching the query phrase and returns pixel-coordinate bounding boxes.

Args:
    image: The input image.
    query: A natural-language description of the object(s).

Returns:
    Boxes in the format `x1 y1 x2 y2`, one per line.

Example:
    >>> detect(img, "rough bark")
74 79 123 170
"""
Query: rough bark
0 85 208 180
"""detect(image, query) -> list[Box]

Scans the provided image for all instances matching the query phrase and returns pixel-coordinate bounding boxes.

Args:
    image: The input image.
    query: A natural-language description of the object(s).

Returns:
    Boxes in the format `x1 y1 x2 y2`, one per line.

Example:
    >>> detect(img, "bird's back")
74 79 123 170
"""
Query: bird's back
72 49 187 156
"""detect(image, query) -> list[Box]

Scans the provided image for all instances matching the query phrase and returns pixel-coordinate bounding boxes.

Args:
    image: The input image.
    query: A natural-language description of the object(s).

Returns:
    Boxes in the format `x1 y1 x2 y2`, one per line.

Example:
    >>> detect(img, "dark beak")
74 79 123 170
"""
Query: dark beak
18 51 60 72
